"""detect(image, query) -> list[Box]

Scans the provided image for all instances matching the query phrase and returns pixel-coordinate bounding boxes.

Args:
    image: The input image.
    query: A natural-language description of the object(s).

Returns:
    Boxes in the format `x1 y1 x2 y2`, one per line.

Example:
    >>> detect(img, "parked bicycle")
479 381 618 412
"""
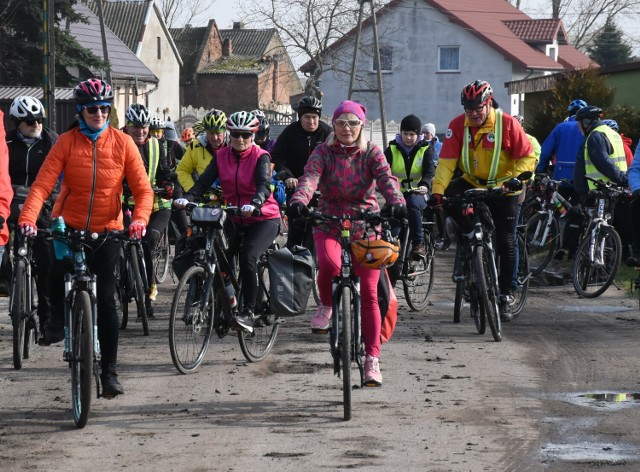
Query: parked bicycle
571 177 627 298
169 203 282 373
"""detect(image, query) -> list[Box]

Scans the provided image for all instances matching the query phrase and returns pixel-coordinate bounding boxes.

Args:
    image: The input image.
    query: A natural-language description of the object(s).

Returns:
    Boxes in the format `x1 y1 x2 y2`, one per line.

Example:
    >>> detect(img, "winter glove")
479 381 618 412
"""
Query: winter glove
427 193 443 208
129 220 146 240
241 204 256 216
503 178 523 192
173 198 190 209
162 182 174 199
286 202 308 219
417 186 429 195
19 222 37 237
381 203 407 219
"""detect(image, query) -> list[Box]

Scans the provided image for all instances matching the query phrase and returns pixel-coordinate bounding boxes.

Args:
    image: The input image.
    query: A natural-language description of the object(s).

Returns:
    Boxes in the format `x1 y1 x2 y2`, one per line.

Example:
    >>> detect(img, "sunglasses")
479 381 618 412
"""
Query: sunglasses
334 119 362 128
24 119 43 126
464 105 486 114
84 105 111 115
229 131 253 139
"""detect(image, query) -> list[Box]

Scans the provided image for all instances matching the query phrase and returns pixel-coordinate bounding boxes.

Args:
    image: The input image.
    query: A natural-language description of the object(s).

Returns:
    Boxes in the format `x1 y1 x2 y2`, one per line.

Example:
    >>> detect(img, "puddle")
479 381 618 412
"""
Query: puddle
581 393 640 403
552 391 640 410
562 305 633 313
542 441 638 463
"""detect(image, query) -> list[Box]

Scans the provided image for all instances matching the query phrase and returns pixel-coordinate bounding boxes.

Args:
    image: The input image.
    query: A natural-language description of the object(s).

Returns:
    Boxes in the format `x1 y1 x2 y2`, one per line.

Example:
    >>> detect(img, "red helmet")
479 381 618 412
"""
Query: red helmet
461 80 493 109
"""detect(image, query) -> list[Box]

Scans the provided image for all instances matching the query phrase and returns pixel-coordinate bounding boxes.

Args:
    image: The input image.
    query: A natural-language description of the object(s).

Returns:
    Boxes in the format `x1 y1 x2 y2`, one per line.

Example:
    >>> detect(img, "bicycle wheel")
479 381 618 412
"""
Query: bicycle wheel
129 244 149 336
116 253 129 330
71 290 94 429
512 232 530 318
22 270 37 360
403 229 435 311
469 278 485 334
453 279 464 324
525 212 559 275
572 225 622 298
169 265 215 374
11 260 27 370
473 245 502 342
339 285 353 421
238 260 280 362
154 228 170 283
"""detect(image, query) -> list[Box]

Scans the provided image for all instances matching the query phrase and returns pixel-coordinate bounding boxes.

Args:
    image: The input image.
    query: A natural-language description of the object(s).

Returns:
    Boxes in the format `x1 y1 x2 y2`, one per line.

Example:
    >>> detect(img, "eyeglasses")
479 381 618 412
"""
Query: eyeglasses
24 119 43 126
229 131 253 139
334 119 362 128
464 105 486 114
84 105 111 115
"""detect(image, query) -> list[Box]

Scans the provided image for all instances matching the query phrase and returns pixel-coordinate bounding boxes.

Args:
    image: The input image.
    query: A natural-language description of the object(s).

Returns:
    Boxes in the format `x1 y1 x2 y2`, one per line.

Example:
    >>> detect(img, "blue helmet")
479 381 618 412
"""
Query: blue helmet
568 99 587 115
603 119 619 132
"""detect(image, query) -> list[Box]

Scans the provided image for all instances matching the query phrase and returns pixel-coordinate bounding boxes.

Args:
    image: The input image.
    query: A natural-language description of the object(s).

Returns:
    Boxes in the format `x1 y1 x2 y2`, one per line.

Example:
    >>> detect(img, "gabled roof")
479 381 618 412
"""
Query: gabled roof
83 0 182 65
72 1 157 82
170 24 210 78
219 28 278 57
503 18 568 44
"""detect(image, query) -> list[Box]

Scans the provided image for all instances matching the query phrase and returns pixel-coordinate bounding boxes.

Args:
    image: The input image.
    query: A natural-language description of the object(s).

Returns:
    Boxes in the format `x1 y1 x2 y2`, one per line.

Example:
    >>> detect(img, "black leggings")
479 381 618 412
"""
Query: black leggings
444 178 518 294
227 218 280 312
142 209 171 286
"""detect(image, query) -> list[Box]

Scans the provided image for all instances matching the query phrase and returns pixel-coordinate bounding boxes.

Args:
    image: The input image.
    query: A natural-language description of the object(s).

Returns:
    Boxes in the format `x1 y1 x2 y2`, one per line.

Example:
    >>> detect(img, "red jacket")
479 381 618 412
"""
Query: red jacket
0 111 13 245
621 133 634 168
19 125 153 233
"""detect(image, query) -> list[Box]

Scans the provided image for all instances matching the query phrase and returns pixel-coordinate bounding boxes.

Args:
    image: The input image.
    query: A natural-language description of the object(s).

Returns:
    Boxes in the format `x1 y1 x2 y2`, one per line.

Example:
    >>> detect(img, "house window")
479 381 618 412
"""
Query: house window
438 46 460 72
546 44 557 61
157 37 161 60
373 46 392 72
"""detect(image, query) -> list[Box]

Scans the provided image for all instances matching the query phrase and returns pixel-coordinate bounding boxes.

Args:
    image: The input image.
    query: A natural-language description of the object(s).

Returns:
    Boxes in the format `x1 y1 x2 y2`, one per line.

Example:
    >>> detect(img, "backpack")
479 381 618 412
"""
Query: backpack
378 269 399 343
268 245 315 316
270 170 287 205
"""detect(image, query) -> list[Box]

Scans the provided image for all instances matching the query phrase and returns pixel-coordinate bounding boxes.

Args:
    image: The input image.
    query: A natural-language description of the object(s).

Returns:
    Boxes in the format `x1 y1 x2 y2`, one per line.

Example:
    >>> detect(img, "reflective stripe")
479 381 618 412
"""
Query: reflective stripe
584 125 628 190
461 110 509 187
389 144 428 189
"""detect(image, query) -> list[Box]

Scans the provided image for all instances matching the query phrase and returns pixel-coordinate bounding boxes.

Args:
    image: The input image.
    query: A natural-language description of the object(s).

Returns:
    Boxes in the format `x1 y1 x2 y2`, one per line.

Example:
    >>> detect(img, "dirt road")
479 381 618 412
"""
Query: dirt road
1 250 640 471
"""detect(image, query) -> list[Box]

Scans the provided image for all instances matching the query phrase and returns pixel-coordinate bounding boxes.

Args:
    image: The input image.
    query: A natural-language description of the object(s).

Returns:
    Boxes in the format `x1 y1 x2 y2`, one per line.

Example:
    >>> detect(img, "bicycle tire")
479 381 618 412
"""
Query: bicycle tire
469 279 485 334
453 279 464 324
129 244 149 336
238 261 280 362
71 290 93 429
526 212 560 275
473 245 502 342
23 273 38 360
169 265 215 374
340 285 353 421
512 232 530 317
572 225 622 298
154 228 170 283
11 260 27 370
403 229 435 311
117 252 129 330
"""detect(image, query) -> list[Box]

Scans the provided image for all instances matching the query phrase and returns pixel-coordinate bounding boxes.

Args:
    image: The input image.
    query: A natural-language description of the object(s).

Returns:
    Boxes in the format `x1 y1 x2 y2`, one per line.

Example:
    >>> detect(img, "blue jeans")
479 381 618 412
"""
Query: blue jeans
406 193 427 245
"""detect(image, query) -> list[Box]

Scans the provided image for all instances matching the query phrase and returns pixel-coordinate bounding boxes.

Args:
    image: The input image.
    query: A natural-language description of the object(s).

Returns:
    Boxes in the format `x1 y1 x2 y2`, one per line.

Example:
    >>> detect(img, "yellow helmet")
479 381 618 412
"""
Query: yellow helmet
351 237 400 269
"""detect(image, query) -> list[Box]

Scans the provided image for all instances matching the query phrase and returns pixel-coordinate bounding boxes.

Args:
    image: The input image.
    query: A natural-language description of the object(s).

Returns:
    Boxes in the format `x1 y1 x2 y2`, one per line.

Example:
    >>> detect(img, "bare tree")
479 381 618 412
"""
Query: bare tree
158 0 211 28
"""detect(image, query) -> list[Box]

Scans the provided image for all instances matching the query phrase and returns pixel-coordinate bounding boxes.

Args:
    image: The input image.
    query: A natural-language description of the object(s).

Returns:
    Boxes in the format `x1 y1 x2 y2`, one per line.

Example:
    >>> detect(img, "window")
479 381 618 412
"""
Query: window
373 46 393 72
157 37 161 60
438 46 460 72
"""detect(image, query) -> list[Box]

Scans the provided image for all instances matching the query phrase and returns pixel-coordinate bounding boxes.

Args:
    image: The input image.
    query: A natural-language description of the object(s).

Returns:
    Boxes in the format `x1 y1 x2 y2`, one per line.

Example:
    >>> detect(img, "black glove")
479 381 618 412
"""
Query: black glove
381 203 407 218
161 182 174 199
0 216 4 230
617 174 628 188
427 193 443 208
503 178 523 192
286 202 308 219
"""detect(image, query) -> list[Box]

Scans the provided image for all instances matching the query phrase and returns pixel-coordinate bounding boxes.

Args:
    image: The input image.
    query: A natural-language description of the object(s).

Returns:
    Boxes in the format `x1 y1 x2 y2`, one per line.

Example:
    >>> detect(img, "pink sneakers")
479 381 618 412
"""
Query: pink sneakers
364 355 382 387
310 304 332 331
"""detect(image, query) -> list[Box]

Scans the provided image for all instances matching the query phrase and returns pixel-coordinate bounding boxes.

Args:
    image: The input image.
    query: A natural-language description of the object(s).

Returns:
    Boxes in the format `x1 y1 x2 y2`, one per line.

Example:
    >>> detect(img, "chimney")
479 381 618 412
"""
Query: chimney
233 21 244 30
222 38 232 56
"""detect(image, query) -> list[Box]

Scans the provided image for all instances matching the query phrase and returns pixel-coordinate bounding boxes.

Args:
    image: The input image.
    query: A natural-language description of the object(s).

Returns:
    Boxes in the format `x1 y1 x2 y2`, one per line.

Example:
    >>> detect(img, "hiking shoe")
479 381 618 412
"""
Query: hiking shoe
234 308 254 333
44 319 65 344
144 297 155 318
411 243 426 259
364 355 382 387
310 304 332 331
101 372 124 397
149 284 158 301
434 237 451 250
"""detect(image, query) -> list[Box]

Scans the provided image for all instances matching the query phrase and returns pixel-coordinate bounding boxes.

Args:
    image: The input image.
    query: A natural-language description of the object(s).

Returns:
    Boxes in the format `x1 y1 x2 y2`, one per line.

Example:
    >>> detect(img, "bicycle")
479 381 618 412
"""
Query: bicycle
169 203 282 373
9 232 39 369
511 222 530 318
151 186 172 283
571 177 626 298
303 210 397 420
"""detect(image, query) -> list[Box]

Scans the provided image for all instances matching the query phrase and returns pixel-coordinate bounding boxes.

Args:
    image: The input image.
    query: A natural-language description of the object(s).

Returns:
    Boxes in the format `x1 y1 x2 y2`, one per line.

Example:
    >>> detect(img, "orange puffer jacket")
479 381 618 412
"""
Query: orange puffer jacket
19 126 153 232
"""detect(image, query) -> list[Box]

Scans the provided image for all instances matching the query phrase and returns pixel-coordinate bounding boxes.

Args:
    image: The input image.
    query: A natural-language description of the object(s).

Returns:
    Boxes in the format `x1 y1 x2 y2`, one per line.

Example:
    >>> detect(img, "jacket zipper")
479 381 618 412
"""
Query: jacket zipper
84 141 98 233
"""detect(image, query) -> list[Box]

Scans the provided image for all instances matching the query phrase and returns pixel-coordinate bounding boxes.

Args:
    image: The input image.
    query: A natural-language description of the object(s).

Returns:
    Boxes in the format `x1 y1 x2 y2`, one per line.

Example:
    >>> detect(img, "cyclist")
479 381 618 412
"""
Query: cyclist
1 96 58 329
180 127 195 145
429 80 536 321
0 112 12 282
149 114 185 170
123 104 174 316
18 79 154 396
254 115 275 153
384 114 434 259
421 123 442 165
287 100 405 386
177 109 227 193
626 143 640 266
174 111 281 332
271 96 332 248
513 114 541 162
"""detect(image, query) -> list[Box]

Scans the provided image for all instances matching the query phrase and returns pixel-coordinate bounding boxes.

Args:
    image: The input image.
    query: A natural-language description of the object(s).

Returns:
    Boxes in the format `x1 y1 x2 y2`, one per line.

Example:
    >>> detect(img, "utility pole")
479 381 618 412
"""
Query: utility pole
43 0 56 130
96 0 113 86
347 0 388 149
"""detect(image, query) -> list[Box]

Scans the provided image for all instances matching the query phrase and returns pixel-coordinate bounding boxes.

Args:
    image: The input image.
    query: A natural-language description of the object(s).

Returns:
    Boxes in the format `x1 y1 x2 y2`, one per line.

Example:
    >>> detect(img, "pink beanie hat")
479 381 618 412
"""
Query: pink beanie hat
332 100 367 126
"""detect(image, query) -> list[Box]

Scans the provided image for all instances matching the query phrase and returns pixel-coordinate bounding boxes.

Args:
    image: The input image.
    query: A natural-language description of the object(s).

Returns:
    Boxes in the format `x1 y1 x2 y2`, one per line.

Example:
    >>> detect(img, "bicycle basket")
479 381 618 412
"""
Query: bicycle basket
190 206 226 228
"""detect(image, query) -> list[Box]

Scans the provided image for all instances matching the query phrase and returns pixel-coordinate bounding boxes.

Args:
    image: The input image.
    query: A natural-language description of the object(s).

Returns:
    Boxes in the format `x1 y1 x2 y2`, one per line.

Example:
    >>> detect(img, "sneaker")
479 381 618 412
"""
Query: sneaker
411 243 426 259
101 370 124 397
44 319 65 344
149 284 158 301
310 304 332 331
144 297 155 318
498 294 515 322
434 236 451 251
234 308 254 333
364 355 382 387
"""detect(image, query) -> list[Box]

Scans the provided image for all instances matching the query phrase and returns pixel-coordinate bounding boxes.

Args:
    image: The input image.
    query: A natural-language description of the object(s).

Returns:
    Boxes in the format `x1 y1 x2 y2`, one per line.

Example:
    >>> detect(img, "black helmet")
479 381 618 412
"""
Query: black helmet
575 106 602 124
297 96 322 116
256 116 270 141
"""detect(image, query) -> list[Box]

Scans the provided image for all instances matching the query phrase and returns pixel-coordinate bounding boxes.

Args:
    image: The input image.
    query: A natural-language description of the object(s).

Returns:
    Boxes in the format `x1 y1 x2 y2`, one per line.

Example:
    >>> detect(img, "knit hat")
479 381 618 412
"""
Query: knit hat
422 123 436 136
332 100 367 126
400 114 421 134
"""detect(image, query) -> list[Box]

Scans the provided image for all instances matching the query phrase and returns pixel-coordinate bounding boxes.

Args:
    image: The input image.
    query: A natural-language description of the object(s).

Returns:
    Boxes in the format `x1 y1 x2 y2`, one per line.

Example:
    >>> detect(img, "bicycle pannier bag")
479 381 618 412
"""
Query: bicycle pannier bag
268 245 314 317
190 206 226 228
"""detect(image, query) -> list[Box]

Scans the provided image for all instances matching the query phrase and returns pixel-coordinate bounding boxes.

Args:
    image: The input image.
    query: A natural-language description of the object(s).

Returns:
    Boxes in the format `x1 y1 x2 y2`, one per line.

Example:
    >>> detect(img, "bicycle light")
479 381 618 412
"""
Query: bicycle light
17 247 28 257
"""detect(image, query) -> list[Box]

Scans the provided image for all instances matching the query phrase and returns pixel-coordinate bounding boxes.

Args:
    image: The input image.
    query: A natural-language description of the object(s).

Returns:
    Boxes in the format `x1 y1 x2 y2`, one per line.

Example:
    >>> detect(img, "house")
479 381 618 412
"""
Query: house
301 0 594 140
84 0 182 123
171 21 303 122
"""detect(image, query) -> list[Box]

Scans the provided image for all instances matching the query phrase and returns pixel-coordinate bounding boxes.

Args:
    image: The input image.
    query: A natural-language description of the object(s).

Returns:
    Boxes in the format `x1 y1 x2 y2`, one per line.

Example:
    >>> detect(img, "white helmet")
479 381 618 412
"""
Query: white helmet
10 96 45 122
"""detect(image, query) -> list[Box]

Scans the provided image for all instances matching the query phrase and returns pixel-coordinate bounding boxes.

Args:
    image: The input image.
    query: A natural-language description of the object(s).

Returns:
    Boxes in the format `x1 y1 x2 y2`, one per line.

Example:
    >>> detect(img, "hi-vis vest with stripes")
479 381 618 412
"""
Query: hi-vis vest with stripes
461 110 511 187
128 137 171 211
584 125 627 190
389 143 430 189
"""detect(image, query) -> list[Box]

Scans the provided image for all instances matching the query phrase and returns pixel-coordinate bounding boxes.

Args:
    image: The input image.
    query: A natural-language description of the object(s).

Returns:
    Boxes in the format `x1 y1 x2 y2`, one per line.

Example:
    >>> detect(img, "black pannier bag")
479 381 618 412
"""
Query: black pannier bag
268 245 314 317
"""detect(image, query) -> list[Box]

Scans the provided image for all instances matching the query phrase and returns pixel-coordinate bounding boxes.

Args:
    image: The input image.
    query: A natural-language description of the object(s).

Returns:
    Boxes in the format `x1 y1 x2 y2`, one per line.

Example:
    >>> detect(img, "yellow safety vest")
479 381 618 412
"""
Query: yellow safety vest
584 125 627 190
389 143 429 189
128 137 171 211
